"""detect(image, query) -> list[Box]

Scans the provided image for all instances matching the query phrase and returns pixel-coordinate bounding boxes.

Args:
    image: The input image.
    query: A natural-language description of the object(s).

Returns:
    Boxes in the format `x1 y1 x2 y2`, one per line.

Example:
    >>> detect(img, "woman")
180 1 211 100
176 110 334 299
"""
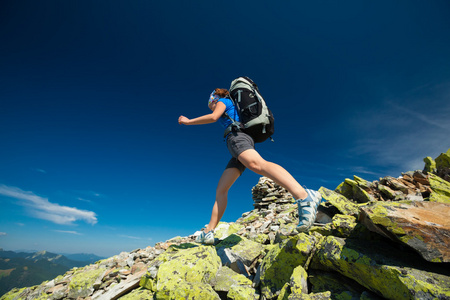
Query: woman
178 88 321 245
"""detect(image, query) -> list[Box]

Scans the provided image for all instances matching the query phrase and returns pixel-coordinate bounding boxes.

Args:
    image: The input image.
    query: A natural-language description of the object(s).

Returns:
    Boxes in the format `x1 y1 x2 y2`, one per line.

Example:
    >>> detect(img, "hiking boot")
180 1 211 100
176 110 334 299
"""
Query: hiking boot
195 230 215 245
296 189 322 232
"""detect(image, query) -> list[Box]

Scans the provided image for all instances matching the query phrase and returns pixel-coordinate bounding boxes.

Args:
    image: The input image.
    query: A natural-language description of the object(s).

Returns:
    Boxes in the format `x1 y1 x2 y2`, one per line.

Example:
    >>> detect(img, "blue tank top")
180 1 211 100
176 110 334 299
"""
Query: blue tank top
218 98 240 129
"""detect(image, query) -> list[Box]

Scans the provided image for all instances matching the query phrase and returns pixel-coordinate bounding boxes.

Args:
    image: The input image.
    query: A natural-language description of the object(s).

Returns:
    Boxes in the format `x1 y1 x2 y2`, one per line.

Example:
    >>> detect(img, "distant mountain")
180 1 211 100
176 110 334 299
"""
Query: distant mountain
60 253 105 263
0 249 101 296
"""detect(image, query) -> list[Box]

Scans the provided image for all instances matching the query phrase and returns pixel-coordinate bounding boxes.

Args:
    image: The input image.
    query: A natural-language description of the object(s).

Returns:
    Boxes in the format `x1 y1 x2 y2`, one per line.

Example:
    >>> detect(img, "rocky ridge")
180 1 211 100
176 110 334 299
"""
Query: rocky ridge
2 148 450 300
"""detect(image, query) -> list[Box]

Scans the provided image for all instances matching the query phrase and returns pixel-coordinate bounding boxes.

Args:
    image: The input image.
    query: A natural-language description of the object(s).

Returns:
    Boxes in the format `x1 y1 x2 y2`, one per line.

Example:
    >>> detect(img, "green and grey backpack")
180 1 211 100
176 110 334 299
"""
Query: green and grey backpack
226 76 274 143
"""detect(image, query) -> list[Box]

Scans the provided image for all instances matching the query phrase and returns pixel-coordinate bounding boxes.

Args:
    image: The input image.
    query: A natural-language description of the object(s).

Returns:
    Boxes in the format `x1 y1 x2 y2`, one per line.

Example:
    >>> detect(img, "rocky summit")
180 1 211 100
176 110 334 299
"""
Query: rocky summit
2 149 450 300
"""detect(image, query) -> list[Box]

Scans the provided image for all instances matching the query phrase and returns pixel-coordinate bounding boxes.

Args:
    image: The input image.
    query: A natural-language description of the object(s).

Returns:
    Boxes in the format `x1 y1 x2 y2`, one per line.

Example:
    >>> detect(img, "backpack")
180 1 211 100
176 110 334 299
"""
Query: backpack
226 76 274 143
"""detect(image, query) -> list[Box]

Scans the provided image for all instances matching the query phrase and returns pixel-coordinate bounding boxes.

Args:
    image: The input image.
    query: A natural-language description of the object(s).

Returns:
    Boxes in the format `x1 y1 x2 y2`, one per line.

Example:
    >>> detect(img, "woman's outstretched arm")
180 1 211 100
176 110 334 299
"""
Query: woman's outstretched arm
178 102 226 125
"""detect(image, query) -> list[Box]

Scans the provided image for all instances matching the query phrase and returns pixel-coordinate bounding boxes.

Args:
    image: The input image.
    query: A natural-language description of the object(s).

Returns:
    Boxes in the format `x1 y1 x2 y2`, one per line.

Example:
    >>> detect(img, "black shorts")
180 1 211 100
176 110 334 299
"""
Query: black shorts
225 132 255 175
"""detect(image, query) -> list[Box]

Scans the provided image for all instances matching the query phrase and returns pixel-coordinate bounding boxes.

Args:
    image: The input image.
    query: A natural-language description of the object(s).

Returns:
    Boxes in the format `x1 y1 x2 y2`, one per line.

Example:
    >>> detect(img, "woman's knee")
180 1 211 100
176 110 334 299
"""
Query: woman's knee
216 168 240 195
246 160 265 174
216 184 229 196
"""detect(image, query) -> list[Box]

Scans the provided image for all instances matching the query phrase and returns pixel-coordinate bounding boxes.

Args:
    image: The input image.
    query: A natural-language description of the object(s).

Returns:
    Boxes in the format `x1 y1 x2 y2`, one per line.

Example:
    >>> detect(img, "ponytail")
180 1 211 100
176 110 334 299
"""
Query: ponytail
214 88 229 98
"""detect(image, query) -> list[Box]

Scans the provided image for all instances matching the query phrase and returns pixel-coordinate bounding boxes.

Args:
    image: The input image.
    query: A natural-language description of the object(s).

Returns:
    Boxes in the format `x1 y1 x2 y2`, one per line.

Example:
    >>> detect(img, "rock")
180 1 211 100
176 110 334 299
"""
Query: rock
152 245 221 298
424 156 437 173
210 266 252 292
116 287 154 300
377 183 399 200
227 284 258 300
214 222 245 240
428 173 450 203
215 234 263 276
158 282 220 300
252 177 294 209
259 233 319 299
353 185 375 203
320 187 359 216
435 148 450 170
67 266 106 299
288 265 308 296
413 170 430 185
359 200 450 263
335 180 353 200
93 269 146 300
313 236 450 299
309 270 374 299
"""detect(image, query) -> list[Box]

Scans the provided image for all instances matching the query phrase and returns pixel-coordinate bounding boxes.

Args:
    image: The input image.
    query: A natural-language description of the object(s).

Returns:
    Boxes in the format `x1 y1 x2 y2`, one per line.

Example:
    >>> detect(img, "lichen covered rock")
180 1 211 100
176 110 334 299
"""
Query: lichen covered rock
117 287 154 300
428 173 450 203
259 233 318 299
360 200 450 262
320 187 359 216
68 266 106 299
313 236 450 299
154 245 221 297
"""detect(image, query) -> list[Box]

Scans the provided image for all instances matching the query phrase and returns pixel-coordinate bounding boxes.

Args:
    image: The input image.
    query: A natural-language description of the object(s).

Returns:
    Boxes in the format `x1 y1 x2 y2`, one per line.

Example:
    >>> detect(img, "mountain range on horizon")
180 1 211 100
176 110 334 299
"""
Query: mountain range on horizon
0 249 105 296
0 249 105 263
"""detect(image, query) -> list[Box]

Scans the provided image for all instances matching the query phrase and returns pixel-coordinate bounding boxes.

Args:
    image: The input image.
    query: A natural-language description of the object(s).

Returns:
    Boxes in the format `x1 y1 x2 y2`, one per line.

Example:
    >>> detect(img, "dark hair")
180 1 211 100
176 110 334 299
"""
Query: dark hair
214 88 229 98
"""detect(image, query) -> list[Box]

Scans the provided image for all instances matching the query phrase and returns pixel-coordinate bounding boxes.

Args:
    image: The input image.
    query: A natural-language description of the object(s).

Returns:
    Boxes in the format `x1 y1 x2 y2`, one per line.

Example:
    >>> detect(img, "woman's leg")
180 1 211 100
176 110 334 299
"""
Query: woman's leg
238 149 308 200
205 167 241 232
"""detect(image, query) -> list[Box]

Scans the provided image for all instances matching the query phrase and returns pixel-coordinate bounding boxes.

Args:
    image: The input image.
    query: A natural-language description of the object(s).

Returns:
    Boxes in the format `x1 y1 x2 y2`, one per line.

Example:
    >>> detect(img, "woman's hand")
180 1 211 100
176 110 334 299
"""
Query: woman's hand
178 115 190 125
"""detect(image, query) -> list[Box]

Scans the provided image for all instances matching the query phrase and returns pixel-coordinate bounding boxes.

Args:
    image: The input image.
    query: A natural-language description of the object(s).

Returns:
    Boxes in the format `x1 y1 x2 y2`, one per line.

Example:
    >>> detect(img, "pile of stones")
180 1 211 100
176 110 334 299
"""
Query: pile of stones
251 176 294 209
335 171 432 203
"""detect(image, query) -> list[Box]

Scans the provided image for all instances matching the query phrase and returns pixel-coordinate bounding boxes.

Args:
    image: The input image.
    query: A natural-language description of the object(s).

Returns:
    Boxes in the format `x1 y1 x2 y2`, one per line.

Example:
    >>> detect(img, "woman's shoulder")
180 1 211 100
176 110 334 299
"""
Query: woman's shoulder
218 97 233 106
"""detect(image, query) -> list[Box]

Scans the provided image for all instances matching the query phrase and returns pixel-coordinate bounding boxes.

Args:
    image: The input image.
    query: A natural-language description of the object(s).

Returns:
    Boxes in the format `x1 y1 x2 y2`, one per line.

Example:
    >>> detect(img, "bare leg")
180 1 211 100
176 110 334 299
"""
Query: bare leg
238 149 308 200
205 167 241 232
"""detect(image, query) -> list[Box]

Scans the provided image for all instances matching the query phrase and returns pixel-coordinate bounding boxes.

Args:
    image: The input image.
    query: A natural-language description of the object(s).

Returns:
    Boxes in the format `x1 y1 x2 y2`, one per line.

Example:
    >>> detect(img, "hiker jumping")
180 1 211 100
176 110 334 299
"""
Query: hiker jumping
178 77 322 245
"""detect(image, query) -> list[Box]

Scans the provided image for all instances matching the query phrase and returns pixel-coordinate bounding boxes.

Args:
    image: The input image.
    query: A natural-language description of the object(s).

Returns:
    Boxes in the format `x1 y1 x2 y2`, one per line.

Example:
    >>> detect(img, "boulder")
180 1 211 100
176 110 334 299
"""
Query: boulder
227 284 259 300
259 233 320 299
287 265 308 295
424 156 437 173
67 266 106 299
215 234 264 276
320 187 359 216
359 200 450 263
116 287 154 300
158 282 220 300
435 148 450 169
313 236 450 299
210 266 252 293
152 245 221 298
428 173 450 203
308 270 377 299
214 222 245 240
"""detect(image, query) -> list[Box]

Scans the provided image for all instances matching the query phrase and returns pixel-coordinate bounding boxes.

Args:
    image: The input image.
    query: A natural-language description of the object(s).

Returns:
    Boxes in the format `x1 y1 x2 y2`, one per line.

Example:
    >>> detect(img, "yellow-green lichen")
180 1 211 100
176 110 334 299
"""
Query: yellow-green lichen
156 245 221 295
364 202 406 235
424 156 437 173
319 187 359 216
139 274 156 292
0 287 28 300
156 281 220 300
68 267 105 299
118 287 154 299
289 265 308 295
260 233 316 299
228 284 258 300
240 211 260 223
315 236 415 300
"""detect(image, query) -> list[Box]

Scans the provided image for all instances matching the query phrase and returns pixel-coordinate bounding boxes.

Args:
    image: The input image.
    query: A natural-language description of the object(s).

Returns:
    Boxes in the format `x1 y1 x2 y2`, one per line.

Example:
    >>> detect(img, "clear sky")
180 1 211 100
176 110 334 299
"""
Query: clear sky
1 1 449 257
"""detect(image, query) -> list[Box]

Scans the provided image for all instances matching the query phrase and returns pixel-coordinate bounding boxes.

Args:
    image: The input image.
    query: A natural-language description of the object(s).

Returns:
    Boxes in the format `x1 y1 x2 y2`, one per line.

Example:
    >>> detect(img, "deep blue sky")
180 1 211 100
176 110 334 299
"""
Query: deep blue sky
1 1 449 257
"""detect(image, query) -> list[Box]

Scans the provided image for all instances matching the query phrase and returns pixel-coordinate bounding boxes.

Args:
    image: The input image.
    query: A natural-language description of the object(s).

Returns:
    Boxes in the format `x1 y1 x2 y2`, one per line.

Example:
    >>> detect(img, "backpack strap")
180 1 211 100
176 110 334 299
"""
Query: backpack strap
223 112 243 138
